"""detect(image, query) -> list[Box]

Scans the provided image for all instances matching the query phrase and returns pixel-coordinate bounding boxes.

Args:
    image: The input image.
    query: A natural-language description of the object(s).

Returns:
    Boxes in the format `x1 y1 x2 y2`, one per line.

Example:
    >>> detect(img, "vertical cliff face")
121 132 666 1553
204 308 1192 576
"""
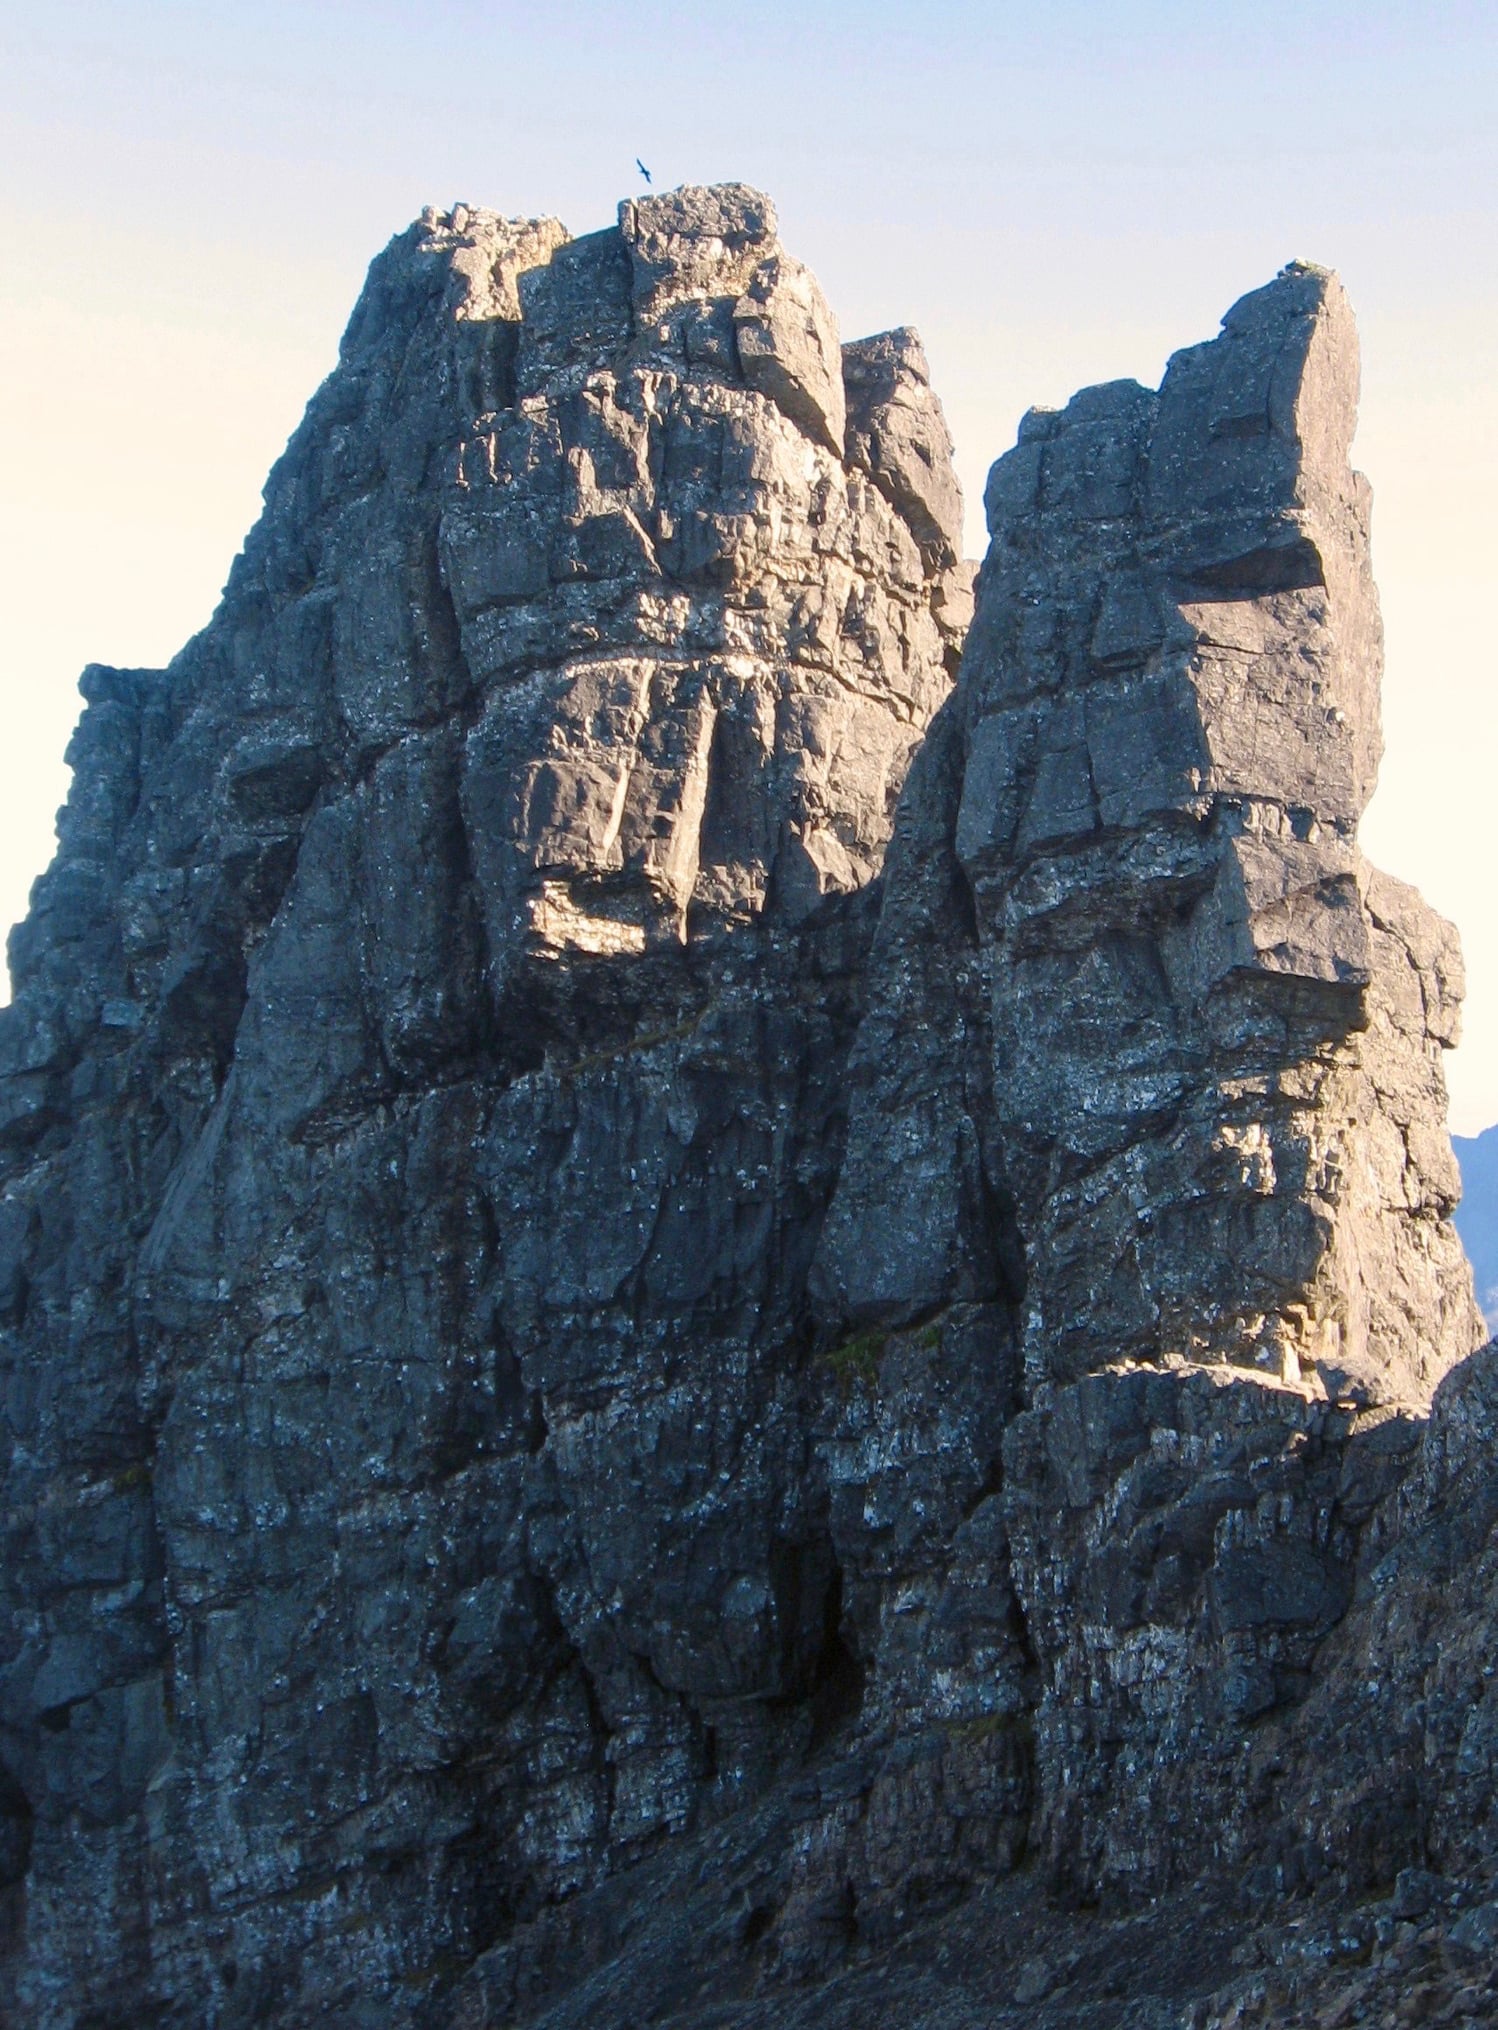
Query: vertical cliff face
0 184 972 2026
0 193 1489 2029
806 260 1485 1916
961 262 1484 1902
955 263 1476 1407
447 184 965 998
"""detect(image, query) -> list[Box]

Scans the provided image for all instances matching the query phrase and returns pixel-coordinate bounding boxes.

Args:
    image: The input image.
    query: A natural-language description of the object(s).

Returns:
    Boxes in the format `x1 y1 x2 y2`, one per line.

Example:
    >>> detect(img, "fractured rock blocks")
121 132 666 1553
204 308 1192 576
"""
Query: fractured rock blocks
0 185 971 2026
949 263 1485 1902
442 180 967 994
0 188 1488 2026
958 262 1480 1410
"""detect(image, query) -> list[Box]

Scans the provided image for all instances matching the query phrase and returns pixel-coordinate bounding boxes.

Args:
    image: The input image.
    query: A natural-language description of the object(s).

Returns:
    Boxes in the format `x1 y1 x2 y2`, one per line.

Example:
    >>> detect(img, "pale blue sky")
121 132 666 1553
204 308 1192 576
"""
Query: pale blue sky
3 0 1497 1119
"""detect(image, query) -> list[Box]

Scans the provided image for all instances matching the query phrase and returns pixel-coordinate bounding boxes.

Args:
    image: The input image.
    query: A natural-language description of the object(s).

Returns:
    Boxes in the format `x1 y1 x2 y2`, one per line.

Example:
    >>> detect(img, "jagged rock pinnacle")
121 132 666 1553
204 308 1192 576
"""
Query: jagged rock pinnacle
0 191 1488 2026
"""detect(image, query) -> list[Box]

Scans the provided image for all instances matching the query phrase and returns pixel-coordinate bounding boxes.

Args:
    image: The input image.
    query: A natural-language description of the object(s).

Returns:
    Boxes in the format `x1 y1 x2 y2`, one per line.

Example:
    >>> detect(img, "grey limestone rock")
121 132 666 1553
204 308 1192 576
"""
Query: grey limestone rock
0 194 1489 2029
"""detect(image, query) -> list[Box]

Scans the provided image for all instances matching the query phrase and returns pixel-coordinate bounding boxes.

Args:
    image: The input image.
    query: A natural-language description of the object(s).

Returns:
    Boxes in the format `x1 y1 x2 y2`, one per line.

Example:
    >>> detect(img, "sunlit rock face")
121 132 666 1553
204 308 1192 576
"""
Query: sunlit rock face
441 182 966 1000
0 192 1489 2030
807 262 1486 1920
945 265 1485 1904
956 264 1481 1410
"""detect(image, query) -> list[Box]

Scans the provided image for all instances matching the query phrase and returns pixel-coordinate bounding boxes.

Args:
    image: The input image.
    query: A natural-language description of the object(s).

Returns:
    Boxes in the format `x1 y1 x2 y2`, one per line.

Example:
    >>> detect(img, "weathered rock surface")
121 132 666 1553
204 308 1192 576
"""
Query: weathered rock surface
926 260 1487 1911
960 264 1476 1409
0 189 1488 2028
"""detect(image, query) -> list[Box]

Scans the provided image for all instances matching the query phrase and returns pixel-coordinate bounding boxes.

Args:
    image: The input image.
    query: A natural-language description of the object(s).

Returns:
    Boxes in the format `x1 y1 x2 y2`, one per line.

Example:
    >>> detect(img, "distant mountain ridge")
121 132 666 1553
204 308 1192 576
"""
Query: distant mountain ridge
1455 1124 1498 1333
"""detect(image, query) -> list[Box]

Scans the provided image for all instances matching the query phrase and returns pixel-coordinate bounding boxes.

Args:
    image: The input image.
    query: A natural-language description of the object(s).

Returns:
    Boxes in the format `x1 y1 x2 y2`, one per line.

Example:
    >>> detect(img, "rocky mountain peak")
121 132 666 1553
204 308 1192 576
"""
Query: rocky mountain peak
958 259 1475 1406
0 188 1491 2028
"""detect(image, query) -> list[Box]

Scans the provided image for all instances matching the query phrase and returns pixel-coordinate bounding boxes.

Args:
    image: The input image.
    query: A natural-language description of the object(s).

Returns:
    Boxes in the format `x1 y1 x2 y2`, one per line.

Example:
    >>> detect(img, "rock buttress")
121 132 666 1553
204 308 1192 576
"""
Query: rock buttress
955 262 1479 1408
948 262 1486 1904
0 206 1489 2027
0 185 974 2026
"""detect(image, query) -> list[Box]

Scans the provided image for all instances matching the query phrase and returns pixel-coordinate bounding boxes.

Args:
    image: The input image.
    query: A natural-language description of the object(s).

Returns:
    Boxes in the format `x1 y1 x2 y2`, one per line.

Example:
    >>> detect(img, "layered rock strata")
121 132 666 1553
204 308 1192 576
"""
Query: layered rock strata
0 188 1486 2029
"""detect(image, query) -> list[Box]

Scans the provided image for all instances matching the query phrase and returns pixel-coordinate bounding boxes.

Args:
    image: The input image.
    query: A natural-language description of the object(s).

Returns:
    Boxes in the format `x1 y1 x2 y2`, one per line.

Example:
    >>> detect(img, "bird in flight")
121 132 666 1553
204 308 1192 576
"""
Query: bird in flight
636 158 653 185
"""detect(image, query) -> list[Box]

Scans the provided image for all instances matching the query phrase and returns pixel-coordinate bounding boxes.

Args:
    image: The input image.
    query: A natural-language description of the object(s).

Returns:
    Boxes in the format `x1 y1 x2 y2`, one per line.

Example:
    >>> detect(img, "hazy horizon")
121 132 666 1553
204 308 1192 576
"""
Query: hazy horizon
3 0 1496 1127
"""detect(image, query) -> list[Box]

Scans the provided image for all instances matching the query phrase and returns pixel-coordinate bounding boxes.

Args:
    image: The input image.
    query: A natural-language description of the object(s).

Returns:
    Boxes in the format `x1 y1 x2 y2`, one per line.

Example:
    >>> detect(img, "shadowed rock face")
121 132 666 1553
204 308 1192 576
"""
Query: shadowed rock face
0 193 1489 2029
